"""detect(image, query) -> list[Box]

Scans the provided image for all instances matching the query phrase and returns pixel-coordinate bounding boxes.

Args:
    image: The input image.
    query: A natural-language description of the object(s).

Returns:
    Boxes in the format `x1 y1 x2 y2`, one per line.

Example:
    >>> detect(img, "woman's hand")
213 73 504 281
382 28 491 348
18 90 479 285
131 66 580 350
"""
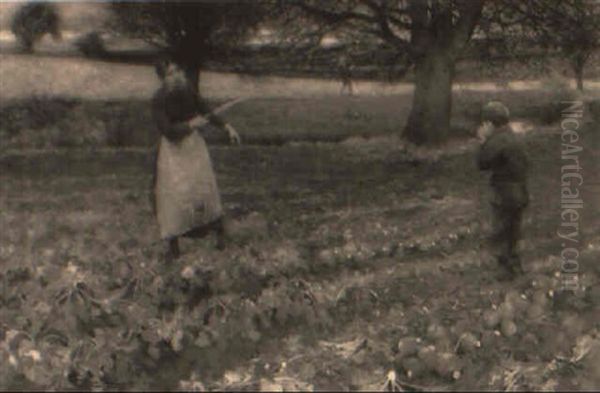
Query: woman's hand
188 115 208 129
225 123 241 145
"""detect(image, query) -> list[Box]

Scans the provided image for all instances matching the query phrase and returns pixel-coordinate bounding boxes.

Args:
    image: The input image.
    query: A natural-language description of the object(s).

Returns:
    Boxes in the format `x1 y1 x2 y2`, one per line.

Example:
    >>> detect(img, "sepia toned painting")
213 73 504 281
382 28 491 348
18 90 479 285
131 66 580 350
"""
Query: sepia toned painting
1 1 599 391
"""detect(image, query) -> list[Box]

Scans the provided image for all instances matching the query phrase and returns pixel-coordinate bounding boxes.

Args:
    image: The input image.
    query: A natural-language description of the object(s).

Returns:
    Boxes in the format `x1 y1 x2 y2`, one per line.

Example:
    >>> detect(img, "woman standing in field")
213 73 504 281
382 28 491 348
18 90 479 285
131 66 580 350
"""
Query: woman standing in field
151 60 240 261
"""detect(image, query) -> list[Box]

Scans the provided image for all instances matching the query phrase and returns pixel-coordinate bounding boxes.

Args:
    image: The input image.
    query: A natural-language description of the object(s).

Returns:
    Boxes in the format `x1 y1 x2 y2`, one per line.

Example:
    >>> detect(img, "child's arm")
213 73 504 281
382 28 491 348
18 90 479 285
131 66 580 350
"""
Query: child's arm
478 134 507 170
508 141 529 175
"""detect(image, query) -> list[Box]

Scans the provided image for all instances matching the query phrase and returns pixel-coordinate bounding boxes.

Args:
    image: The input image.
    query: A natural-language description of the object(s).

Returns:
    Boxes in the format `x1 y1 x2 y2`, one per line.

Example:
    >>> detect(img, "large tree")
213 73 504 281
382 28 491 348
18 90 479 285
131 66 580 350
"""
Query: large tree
109 1 272 91
11 2 61 53
291 0 484 145
511 0 599 91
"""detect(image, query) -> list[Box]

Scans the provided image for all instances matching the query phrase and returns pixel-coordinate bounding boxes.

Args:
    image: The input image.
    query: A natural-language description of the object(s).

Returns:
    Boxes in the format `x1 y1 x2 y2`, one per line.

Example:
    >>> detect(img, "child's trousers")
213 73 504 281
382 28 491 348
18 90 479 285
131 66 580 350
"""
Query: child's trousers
491 203 525 274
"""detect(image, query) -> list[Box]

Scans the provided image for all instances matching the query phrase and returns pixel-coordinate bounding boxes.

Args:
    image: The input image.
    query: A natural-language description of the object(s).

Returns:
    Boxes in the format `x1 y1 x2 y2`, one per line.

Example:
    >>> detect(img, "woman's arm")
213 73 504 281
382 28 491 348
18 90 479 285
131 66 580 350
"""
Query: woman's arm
197 97 241 144
197 97 227 128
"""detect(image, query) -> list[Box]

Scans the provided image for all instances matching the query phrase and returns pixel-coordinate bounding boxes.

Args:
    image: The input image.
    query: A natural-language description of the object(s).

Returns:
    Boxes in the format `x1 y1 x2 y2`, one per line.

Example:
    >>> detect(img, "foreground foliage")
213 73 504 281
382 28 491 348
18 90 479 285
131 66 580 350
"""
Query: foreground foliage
1 123 599 390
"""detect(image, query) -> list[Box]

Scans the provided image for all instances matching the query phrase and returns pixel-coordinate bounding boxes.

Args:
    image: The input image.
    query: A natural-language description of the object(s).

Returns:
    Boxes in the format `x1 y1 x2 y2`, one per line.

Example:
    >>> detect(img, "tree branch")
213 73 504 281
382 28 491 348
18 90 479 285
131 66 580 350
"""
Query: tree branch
408 0 432 57
294 1 374 24
364 0 412 51
451 0 484 54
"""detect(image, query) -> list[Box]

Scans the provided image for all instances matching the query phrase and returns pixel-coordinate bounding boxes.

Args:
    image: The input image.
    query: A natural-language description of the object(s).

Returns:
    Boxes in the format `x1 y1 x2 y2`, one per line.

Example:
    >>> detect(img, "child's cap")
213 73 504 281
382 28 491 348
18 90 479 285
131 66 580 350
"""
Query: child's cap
482 101 510 126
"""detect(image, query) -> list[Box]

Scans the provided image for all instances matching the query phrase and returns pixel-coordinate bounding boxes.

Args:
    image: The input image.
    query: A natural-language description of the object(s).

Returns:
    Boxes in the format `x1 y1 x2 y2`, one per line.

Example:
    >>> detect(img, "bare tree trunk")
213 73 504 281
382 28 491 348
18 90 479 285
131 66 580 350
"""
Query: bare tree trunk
404 51 454 145
574 63 584 91
183 64 201 94
171 40 206 94
402 0 481 146
571 55 586 91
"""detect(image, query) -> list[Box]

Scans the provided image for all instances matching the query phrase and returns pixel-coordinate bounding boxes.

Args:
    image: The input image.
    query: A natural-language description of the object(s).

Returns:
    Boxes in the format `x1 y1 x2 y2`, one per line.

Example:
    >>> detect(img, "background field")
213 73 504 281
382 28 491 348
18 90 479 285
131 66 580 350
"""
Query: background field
1 50 600 391
2 54 599 151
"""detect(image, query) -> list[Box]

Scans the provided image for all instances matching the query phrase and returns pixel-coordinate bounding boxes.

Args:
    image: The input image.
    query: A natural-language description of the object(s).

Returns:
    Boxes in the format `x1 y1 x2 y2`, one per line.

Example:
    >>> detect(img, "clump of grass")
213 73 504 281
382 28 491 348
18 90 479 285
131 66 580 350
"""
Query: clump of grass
1 97 157 149
0 95 78 137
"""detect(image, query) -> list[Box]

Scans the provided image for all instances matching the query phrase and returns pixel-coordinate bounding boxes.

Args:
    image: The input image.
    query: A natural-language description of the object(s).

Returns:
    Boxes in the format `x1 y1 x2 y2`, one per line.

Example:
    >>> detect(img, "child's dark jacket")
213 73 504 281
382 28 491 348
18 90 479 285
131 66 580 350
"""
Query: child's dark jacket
478 126 529 209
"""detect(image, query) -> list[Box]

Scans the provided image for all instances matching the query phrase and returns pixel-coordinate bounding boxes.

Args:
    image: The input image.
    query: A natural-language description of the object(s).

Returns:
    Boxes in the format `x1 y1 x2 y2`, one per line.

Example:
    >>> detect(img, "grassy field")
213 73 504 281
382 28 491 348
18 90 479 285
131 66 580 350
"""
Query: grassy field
1 119 599 390
1 86 598 150
1 53 600 390
3 53 600 100
2 54 599 151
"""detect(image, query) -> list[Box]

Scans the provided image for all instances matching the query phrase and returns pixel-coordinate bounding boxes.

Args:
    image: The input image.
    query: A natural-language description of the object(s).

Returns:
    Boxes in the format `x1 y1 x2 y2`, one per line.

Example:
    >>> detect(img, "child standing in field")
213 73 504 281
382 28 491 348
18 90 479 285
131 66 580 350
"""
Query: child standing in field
151 60 240 261
477 101 529 279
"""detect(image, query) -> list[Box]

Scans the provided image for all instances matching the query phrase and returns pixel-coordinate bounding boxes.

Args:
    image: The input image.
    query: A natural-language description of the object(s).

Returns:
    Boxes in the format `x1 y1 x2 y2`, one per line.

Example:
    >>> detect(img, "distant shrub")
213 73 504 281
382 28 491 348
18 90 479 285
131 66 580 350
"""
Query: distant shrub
450 119 479 139
0 98 159 149
542 71 572 93
0 96 77 137
589 100 600 123
102 102 156 147
75 32 107 58
2 107 108 149
0 97 110 149
11 2 61 52
536 73 579 125
54 109 109 147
